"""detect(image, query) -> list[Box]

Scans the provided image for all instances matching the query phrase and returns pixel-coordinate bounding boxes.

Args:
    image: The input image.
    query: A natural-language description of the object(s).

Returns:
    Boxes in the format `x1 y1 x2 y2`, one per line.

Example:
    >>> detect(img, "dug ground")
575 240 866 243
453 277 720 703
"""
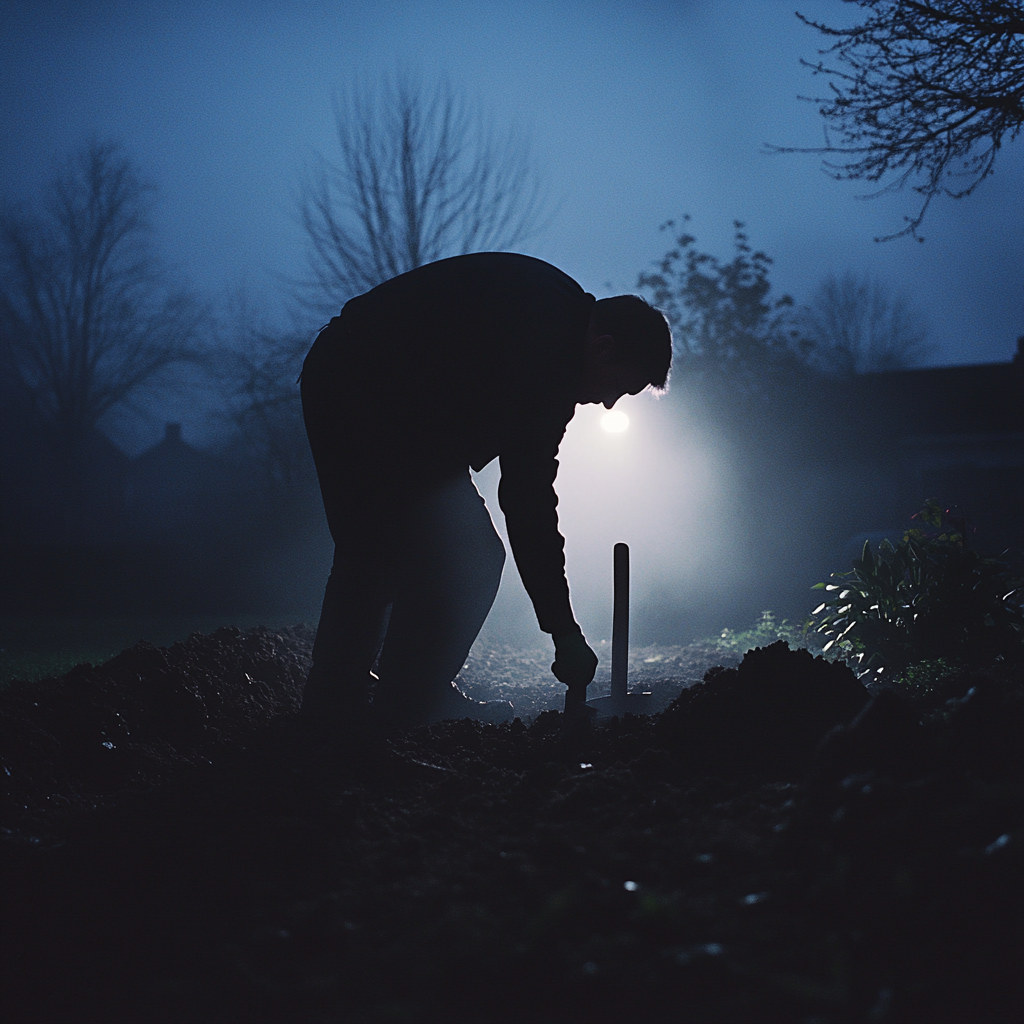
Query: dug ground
1 627 1021 1023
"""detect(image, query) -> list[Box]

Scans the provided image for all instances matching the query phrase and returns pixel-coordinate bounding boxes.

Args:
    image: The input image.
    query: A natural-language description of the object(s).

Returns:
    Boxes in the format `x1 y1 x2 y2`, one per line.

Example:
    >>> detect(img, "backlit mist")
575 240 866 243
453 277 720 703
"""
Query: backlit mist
1 0 1021 645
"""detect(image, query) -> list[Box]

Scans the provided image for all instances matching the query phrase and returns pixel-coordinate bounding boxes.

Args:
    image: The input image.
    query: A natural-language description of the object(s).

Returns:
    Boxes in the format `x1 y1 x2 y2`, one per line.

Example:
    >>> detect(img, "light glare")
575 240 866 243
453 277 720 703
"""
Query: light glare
601 410 629 433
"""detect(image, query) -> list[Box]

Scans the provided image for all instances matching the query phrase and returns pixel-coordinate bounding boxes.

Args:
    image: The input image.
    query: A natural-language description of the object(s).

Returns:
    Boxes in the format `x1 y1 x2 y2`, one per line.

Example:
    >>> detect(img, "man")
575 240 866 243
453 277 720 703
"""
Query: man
300 252 671 737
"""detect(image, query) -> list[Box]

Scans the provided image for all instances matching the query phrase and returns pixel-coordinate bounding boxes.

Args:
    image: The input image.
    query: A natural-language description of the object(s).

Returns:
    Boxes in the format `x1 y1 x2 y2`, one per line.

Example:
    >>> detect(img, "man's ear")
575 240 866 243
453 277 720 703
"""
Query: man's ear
592 333 615 360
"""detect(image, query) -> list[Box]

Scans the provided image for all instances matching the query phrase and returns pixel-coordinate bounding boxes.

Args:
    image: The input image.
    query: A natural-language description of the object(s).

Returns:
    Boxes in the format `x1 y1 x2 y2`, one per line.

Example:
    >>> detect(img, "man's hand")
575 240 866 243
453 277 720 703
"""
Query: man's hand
551 630 599 690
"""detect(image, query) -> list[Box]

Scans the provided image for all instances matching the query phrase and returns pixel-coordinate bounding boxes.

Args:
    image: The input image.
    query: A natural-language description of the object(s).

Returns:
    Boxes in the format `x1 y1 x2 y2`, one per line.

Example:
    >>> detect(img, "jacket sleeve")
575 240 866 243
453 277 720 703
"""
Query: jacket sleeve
497 406 579 638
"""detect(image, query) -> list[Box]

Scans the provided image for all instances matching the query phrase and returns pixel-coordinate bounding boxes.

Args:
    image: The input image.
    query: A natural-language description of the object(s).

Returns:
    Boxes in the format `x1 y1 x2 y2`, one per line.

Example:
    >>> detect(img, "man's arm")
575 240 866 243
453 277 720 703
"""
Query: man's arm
497 419 577 638
497 413 599 690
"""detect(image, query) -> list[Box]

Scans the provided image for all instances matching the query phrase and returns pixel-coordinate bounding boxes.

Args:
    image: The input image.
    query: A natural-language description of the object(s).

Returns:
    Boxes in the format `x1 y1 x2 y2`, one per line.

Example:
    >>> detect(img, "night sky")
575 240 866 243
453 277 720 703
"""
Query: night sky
3 1 1021 384
2 0 1022 637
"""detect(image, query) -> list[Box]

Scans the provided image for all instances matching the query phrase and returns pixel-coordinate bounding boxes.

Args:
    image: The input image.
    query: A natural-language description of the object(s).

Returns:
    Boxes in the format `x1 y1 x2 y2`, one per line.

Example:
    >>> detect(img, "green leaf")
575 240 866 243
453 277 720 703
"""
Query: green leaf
861 539 874 565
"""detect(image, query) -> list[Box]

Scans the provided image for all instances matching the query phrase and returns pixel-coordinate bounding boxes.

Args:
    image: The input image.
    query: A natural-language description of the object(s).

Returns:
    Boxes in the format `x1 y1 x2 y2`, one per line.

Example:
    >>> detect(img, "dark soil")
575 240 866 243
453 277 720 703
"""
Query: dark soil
1 629 1021 1023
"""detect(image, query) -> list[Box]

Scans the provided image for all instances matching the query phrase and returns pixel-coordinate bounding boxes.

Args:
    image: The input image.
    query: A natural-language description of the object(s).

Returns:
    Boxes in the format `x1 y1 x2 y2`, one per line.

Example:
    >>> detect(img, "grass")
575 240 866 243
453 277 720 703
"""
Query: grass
710 609 823 656
0 612 316 689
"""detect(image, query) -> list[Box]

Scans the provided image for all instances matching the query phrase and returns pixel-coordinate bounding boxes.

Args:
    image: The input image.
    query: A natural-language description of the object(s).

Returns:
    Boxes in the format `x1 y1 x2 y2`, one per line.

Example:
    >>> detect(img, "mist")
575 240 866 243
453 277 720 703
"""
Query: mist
1 0 1021 648
472 389 731 646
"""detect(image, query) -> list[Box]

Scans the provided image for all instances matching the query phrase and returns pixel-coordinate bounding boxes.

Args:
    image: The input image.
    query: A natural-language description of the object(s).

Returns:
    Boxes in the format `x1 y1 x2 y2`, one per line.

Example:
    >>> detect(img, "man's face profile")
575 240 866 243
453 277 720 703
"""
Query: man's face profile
579 332 651 409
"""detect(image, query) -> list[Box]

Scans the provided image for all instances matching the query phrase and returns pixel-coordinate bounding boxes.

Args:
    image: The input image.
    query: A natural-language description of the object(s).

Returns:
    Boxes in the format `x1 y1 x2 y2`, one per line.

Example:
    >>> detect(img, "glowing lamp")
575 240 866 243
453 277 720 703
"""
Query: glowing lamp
600 410 629 433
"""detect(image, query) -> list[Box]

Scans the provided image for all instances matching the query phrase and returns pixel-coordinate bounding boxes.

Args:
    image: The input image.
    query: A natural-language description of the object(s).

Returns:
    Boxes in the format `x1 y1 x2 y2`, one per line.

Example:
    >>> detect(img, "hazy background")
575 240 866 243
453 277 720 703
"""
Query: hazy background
2 0 1021 648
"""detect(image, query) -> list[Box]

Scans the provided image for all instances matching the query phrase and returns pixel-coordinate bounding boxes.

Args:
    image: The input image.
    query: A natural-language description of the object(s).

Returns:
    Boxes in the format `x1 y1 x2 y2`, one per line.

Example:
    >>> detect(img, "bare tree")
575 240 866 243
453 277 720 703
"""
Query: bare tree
297 76 550 315
798 271 933 374
0 140 206 468
774 0 1024 240
219 290 312 494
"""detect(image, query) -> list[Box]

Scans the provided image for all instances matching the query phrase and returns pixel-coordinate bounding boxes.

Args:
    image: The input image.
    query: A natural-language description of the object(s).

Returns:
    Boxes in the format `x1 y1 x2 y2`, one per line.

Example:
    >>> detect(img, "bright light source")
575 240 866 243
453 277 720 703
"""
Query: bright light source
601 410 629 433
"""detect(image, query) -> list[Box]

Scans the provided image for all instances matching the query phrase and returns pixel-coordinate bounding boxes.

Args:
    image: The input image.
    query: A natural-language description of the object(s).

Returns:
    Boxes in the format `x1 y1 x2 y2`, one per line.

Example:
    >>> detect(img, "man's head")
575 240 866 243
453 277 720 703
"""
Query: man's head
578 295 672 408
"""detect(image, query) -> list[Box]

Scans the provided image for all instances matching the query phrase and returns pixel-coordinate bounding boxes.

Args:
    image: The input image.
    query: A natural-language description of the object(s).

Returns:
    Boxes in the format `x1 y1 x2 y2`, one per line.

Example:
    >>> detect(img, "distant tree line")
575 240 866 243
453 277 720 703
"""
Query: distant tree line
0 77 556 614
0 142 207 507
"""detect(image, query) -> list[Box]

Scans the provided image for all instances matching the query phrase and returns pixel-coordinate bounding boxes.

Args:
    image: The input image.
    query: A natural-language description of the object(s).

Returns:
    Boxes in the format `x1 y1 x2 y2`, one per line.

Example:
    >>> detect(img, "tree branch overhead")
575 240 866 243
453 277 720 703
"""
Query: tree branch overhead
770 0 1024 240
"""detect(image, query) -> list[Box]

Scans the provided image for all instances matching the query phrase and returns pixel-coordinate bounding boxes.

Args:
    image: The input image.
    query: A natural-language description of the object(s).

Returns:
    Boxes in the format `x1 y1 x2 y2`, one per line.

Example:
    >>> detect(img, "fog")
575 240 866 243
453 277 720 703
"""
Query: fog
1 1 1021 644
473 390 736 646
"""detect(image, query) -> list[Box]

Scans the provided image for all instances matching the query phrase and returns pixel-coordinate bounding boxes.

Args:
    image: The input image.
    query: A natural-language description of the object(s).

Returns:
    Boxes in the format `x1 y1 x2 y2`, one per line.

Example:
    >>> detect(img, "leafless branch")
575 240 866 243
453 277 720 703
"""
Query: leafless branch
797 271 934 373
295 76 551 316
218 289 312 492
768 0 1024 240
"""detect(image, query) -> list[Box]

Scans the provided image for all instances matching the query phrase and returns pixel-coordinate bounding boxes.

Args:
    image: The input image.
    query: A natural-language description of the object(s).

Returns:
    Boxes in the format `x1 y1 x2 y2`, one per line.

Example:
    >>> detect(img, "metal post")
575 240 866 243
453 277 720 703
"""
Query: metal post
611 542 629 706
586 542 654 718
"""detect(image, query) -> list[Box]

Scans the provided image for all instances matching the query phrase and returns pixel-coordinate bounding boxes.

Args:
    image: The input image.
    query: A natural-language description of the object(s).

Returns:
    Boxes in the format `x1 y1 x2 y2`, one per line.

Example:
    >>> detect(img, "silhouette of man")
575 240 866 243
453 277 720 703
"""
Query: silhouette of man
300 252 671 737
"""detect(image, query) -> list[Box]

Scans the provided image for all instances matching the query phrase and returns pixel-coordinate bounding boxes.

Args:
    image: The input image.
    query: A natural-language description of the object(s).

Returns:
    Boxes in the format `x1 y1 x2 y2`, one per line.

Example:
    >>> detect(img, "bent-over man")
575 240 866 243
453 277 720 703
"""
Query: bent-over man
300 252 671 737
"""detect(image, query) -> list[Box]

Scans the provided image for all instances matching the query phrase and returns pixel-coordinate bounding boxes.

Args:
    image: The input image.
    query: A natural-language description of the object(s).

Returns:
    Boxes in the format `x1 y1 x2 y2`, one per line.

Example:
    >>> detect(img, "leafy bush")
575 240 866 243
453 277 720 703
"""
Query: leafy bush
637 218 811 398
811 501 1023 677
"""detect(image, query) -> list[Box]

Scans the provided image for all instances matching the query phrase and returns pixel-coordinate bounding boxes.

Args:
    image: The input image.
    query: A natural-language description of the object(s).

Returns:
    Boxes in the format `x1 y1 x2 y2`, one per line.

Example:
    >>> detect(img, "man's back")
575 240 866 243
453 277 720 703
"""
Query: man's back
304 253 595 481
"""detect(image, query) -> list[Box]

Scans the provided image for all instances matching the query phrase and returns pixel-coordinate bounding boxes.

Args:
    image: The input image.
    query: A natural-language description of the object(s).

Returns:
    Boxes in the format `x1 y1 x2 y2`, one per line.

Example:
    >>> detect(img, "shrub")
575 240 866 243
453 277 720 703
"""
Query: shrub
811 501 1023 677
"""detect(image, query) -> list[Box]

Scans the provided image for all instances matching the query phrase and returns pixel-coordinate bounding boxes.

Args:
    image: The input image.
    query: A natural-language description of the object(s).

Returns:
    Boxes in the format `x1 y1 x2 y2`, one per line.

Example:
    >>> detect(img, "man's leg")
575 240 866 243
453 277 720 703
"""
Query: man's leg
372 472 507 730
301 519 395 729
300 350 396 735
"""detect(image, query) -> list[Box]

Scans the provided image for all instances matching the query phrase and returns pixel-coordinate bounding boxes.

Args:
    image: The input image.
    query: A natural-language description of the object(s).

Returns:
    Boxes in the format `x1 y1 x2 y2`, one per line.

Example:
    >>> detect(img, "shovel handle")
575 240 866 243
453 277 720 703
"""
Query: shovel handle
611 543 629 702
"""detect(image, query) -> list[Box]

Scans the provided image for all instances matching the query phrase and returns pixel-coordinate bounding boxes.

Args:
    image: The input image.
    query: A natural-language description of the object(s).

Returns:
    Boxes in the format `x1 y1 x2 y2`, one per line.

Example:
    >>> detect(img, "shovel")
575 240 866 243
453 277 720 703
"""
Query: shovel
586 543 655 717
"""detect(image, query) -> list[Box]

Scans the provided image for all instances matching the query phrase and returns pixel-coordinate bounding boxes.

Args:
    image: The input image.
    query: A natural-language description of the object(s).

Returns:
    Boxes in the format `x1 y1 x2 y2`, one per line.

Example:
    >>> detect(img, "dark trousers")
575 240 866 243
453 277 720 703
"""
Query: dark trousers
301 375 505 728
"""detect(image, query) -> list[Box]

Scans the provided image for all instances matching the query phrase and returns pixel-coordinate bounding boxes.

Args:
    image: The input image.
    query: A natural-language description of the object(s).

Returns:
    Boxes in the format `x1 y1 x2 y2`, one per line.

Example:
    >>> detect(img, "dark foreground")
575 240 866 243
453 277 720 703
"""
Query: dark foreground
1 628 1021 1023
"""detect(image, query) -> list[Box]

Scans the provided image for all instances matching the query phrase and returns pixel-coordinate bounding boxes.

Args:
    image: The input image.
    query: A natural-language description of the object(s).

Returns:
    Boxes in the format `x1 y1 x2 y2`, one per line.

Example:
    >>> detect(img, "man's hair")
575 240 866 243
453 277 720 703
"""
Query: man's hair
591 294 672 390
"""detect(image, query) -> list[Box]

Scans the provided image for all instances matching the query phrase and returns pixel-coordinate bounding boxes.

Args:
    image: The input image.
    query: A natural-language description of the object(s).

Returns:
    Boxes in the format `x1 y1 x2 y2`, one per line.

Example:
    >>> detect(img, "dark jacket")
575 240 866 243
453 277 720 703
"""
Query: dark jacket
302 252 596 636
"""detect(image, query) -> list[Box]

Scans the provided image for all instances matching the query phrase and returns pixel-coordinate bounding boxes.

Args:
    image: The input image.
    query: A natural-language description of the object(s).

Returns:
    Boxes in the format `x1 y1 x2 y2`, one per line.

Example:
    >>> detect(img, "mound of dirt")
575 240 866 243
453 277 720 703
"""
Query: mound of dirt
656 642 870 776
0 625 312 831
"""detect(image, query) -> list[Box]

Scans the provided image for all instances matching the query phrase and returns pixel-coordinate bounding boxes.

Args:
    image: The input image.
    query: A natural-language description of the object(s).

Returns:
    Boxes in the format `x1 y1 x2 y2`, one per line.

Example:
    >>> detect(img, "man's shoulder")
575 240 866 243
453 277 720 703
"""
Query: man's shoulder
369 252 584 297
445 251 572 277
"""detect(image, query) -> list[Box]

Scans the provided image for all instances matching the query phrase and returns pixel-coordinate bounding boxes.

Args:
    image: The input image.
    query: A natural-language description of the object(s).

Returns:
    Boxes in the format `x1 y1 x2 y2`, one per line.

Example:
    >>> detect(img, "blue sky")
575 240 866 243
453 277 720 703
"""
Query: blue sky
2 0 1022 372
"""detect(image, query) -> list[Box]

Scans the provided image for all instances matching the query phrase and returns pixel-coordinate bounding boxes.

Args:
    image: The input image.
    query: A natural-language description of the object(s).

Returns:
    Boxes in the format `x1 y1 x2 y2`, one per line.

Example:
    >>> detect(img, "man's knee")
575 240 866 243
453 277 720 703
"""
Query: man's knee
455 479 505 588
484 525 506 579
